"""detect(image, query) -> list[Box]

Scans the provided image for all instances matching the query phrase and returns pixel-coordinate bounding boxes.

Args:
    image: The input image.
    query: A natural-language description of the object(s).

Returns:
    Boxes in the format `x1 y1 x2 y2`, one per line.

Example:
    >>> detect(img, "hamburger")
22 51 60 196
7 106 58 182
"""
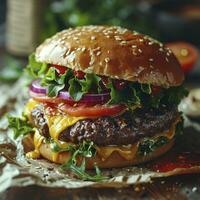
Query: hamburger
8 25 187 180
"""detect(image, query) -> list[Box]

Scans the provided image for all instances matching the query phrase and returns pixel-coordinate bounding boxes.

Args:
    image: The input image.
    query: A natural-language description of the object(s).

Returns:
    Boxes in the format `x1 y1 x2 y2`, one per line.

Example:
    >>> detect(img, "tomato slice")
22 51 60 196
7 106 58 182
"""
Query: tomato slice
58 103 126 117
165 42 199 73
51 64 67 74
151 86 162 95
33 96 76 106
33 95 126 117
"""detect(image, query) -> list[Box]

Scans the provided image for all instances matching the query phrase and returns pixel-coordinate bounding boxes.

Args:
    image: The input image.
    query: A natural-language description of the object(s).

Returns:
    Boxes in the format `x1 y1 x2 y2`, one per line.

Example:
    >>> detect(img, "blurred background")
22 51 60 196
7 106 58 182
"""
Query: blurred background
0 0 199 84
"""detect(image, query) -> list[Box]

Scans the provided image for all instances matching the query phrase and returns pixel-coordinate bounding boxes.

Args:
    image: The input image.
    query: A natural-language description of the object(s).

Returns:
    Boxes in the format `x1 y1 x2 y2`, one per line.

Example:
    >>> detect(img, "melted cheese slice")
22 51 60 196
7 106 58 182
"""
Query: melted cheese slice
25 99 86 159
25 99 180 162
26 129 44 159
96 117 180 161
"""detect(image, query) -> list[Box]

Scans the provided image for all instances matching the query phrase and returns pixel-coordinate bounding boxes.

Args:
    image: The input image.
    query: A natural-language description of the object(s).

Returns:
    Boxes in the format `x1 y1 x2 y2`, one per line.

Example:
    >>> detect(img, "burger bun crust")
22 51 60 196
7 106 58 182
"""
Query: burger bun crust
35 25 184 88
39 139 174 169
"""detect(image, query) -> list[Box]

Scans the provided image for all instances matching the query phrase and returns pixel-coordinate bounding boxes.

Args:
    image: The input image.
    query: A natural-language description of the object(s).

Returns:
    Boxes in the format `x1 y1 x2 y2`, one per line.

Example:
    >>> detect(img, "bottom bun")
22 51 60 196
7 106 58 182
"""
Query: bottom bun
39 139 174 169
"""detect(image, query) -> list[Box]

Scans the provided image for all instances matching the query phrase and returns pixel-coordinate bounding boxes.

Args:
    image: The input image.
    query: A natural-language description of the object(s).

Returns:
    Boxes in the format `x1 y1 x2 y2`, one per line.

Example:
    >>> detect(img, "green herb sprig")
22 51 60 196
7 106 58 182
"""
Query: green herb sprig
7 115 34 139
51 141 108 181
26 54 188 108
138 136 169 156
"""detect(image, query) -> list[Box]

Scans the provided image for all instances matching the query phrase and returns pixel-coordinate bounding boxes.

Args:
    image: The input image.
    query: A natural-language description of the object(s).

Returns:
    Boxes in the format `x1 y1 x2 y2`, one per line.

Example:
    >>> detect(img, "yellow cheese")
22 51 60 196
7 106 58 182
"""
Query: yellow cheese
24 99 38 120
25 99 180 162
25 99 86 159
26 129 44 159
96 144 138 161
46 115 85 142
96 117 180 161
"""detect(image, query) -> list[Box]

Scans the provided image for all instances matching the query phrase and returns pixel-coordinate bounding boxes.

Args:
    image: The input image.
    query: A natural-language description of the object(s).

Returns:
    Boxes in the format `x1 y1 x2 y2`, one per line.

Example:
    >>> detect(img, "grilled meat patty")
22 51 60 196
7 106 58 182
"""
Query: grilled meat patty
30 106 179 146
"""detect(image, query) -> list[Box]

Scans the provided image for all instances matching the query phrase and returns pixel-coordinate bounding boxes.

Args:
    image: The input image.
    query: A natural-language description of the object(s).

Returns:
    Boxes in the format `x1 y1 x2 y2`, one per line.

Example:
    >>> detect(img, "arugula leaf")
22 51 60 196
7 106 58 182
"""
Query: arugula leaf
138 136 169 156
52 141 107 181
140 84 151 94
7 115 34 139
62 158 107 181
50 141 76 153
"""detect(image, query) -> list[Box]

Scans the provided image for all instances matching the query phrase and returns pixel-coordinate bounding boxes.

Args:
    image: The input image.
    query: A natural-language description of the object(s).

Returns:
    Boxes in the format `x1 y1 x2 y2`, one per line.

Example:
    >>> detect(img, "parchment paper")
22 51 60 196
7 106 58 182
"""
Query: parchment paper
1 77 200 193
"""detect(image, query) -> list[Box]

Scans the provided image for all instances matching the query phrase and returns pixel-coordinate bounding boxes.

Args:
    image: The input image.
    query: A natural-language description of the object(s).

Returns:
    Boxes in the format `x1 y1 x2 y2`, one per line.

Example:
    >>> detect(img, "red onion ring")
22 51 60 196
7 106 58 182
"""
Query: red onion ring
30 79 46 94
30 79 110 104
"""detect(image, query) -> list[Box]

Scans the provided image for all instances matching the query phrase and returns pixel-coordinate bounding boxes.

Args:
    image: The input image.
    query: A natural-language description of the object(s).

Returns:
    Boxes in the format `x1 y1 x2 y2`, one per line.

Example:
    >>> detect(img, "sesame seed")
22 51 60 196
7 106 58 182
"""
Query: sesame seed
132 49 137 55
105 57 110 63
149 58 154 62
166 57 169 62
138 49 142 53
132 45 137 48
159 43 164 47
139 39 144 42
96 51 101 56
91 36 96 40
148 41 154 45
115 36 122 41
150 65 154 69
159 48 164 52
133 31 139 35
120 41 127 45
81 47 86 52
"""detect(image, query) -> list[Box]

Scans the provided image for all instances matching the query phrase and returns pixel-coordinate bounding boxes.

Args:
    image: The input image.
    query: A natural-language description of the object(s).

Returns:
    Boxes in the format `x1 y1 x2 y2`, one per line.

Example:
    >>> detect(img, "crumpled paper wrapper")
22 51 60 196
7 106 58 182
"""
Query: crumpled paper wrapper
1 77 200 193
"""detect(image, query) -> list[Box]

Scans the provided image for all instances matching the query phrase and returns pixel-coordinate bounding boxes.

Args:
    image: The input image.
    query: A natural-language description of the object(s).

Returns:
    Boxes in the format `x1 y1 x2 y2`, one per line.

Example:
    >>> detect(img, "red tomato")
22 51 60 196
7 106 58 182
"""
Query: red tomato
165 42 199 73
58 104 126 117
51 64 67 74
151 86 161 95
33 96 75 106
73 70 85 79
114 80 127 90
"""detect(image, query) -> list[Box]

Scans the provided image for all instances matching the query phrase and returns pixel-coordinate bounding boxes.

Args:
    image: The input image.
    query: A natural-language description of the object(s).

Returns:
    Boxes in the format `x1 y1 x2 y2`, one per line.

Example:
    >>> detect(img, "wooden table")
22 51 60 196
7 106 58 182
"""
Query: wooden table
1 174 200 200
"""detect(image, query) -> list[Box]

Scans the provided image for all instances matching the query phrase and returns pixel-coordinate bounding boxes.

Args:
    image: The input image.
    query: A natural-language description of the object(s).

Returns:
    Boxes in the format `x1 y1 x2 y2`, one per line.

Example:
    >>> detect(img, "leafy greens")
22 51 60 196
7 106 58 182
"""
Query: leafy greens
7 115 34 139
51 141 108 181
26 53 188 108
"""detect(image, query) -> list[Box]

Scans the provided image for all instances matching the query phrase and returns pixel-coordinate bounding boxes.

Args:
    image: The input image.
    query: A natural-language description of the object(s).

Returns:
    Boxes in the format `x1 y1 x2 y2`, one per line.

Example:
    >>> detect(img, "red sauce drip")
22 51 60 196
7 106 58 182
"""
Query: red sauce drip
149 151 200 173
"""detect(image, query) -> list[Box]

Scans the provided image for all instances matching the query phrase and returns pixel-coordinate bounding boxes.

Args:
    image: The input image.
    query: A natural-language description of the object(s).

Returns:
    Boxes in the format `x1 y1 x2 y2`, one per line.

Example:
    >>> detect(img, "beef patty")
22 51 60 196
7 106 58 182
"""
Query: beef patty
30 106 179 146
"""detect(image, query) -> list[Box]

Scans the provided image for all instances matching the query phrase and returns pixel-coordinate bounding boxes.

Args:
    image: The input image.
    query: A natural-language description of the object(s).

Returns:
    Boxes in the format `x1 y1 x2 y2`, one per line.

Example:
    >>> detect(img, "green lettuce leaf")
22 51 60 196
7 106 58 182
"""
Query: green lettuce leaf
68 73 101 101
106 81 140 106
26 53 48 79
25 53 188 107
41 67 68 97
7 115 34 139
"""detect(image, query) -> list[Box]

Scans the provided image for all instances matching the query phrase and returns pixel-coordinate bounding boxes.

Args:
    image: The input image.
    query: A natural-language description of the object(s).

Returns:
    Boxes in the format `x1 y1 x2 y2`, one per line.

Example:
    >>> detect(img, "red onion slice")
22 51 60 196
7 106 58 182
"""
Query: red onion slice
30 79 110 104
59 91 110 103
30 79 47 94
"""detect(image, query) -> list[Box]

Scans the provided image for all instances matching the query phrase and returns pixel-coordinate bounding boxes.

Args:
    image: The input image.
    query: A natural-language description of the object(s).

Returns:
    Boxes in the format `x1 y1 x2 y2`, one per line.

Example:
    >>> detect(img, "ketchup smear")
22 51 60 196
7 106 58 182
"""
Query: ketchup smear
149 151 200 173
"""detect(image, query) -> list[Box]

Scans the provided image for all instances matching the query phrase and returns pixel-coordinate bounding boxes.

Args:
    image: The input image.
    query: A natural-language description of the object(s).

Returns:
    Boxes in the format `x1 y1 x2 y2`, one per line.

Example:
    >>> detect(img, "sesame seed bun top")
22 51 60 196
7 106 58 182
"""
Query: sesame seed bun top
35 25 184 87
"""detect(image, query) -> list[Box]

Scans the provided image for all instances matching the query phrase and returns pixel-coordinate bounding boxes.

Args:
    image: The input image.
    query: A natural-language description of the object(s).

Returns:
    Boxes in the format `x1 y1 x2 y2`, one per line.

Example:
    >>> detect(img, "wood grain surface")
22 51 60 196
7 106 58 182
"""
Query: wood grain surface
1 174 200 200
